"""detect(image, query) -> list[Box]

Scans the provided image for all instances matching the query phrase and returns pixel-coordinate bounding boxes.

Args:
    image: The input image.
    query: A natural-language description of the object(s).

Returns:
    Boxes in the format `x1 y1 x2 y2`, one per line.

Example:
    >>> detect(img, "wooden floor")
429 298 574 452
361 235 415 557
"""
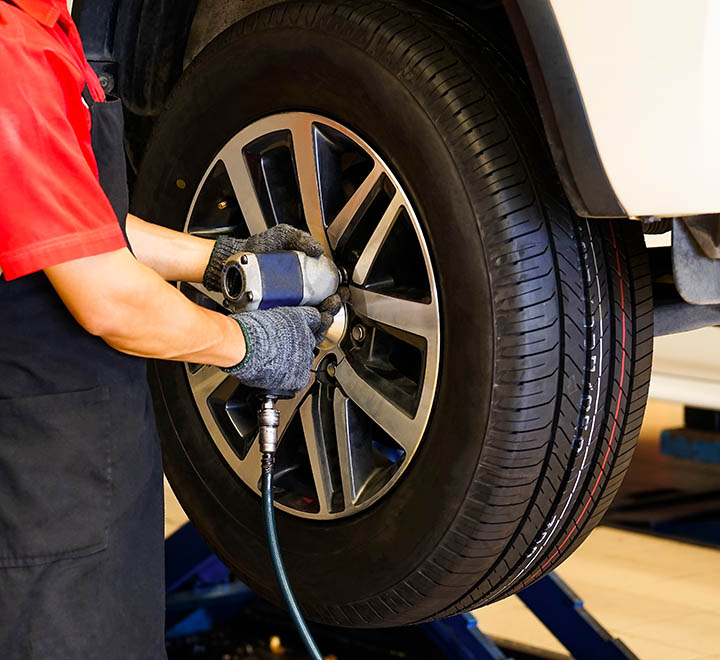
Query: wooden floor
163 399 720 659
473 526 720 659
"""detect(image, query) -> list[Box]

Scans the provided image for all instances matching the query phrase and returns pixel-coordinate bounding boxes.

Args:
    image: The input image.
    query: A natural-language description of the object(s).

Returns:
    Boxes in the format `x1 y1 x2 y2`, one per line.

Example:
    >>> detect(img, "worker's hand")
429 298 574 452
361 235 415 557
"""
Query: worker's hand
223 306 322 391
203 225 324 292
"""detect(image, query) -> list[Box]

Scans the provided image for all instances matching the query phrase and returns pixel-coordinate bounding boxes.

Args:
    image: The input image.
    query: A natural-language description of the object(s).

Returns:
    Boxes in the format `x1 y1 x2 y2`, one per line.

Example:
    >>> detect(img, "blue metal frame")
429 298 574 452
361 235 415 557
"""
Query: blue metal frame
165 524 637 659
165 523 246 635
165 521 228 593
518 573 637 660
421 614 511 660
661 428 720 464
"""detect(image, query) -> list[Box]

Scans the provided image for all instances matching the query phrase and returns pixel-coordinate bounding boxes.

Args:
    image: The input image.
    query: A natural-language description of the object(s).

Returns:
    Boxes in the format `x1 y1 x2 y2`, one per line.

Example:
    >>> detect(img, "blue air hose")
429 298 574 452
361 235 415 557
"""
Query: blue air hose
262 454 323 660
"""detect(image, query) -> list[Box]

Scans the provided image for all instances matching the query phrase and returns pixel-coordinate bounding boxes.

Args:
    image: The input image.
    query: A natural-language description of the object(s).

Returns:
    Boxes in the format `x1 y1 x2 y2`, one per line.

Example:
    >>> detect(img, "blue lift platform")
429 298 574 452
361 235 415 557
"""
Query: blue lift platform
165 523 638 659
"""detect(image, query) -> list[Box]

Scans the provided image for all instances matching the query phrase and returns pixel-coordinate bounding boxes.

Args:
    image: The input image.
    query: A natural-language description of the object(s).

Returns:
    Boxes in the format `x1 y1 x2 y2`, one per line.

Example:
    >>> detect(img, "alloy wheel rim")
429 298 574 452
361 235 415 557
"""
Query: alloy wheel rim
180 113 440 520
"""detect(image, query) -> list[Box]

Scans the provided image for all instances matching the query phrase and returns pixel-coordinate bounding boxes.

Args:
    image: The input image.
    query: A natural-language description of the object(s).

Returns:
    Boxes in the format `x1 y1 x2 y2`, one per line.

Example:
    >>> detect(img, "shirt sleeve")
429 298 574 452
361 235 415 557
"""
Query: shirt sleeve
0 21 126 281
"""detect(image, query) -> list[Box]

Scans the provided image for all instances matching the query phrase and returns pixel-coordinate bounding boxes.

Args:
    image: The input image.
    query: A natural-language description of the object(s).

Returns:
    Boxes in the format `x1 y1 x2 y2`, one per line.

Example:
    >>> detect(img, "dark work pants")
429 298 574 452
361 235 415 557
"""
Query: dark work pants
0 383 166 659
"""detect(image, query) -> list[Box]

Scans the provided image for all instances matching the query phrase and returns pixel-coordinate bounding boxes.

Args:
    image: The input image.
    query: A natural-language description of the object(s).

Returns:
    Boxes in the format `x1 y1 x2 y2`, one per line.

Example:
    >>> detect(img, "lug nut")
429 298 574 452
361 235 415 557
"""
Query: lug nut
326 362 337 378
240 254 249 265
351 325 366 342
217 200 228 210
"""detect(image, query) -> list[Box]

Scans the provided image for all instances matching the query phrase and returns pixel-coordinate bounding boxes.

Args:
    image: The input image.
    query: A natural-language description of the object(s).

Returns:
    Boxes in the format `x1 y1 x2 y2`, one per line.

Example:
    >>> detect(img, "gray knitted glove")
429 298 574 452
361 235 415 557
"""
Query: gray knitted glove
223 307 322 392
203 224 324 292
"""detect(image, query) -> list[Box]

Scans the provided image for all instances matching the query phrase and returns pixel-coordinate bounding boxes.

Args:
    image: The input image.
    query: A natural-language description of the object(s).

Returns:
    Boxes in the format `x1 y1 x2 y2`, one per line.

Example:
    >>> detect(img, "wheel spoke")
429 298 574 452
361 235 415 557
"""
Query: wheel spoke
349 286 436 340
334 360 419 454
218 147 268 235
333 390 355 507
289 119 332 254
299 395 335 515
232 441 263 494
351 194 403 285
187 365 231 404
275 375 316 438
333 388 374 507
326 164 383 249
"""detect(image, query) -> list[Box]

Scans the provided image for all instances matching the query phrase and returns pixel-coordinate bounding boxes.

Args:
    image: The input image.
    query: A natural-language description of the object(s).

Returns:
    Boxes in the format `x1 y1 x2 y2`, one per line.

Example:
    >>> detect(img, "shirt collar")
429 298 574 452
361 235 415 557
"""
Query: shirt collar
8 0 68 28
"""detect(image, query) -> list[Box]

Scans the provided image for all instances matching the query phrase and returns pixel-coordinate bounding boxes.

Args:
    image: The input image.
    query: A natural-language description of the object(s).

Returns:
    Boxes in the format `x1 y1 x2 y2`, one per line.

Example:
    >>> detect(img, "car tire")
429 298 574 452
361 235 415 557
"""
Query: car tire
132 0 653 627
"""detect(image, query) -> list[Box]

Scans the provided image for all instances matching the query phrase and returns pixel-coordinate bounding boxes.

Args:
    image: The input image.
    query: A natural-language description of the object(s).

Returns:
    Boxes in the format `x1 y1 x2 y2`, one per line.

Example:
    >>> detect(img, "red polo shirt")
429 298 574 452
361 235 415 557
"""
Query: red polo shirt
0 0 126 281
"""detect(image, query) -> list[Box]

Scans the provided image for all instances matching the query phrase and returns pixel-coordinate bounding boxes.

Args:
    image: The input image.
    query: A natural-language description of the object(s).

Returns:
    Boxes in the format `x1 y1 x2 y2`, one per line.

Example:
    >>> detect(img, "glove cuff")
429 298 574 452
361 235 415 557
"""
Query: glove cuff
202 236 247 292
221 313 271 386
221 316 253 373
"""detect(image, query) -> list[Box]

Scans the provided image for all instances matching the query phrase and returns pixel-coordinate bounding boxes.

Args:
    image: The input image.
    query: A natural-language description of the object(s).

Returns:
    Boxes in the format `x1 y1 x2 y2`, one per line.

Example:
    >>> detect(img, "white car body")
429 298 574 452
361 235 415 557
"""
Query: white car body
552 0 720 217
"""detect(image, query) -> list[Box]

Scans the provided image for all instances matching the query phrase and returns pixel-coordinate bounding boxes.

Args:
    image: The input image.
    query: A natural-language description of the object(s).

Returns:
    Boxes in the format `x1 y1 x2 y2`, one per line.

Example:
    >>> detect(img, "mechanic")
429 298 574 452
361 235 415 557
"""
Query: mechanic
0 1 338 658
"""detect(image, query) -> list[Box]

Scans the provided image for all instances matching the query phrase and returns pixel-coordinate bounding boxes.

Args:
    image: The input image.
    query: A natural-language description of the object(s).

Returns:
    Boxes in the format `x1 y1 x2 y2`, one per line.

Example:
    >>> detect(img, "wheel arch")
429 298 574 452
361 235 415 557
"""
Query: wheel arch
181 0 628 219
501 0 625 218
74 0 626 215
74 0 198 116
183 0 289 68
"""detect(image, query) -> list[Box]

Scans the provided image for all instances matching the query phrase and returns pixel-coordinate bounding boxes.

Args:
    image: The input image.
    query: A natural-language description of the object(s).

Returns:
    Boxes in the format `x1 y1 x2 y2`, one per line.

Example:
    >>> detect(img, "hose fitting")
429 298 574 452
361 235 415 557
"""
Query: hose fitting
261 452 275 474
258 397 281 456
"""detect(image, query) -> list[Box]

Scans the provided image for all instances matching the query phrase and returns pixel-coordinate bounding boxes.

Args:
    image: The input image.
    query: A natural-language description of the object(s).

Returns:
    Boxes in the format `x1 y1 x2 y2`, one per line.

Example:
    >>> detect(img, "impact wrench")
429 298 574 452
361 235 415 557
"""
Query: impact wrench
221 249 339 660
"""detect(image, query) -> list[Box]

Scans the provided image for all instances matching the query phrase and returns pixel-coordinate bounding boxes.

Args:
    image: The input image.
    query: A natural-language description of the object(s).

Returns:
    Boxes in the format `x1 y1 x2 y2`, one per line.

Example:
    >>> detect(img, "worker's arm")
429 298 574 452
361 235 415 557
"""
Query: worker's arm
125 213 213 282
125 215 325 287
45 247 245 367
